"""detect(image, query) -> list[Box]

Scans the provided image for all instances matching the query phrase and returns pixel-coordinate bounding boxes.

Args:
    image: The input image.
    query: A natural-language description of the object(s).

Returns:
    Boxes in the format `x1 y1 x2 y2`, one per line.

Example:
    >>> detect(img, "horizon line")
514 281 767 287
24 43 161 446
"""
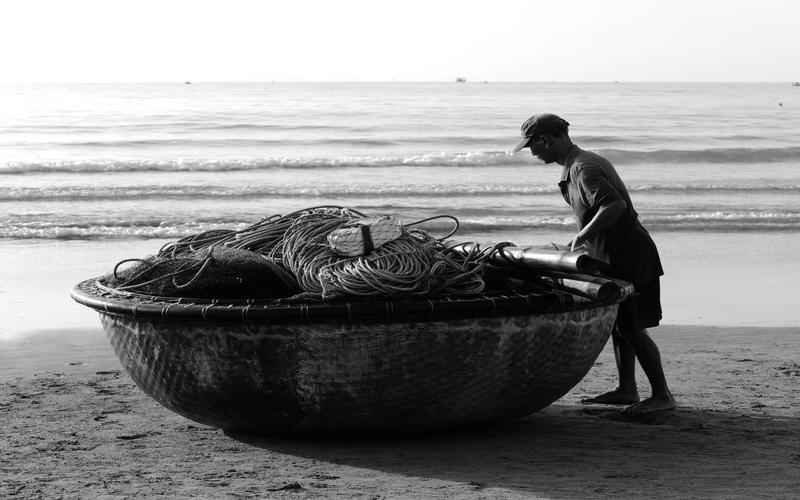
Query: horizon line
1 79 797 85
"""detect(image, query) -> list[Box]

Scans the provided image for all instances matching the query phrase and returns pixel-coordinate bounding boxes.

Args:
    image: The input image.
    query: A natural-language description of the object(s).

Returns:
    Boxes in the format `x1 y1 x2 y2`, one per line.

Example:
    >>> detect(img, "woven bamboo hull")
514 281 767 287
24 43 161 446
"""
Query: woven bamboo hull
99 305 617 434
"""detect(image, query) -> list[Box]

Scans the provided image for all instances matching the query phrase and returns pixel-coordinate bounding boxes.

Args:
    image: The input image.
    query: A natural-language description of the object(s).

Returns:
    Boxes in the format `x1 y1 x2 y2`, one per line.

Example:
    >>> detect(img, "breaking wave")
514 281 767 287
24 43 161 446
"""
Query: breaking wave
2 182 798 202
4 210 800 240
2 145 799 174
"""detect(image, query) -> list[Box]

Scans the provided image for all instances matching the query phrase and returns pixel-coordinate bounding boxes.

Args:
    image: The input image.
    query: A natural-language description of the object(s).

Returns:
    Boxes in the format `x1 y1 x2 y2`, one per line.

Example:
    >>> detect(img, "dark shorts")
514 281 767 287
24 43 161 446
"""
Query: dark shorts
615 277 662 334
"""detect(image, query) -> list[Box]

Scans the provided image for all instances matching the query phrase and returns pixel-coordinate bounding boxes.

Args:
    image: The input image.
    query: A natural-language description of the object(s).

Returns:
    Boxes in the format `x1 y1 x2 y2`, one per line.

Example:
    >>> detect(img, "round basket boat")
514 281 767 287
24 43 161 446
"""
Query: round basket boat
71 275 632 435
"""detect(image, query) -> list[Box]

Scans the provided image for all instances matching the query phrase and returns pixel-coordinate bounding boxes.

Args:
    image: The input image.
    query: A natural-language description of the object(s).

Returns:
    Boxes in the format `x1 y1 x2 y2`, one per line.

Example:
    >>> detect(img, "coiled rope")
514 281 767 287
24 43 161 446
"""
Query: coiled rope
158 206 366 257
275 210 484 298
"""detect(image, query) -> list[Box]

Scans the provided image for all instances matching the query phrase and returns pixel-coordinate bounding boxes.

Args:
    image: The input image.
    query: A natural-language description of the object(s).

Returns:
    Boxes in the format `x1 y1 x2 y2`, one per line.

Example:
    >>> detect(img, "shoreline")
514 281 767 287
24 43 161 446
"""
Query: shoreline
2 324 798 498
2 230 799 342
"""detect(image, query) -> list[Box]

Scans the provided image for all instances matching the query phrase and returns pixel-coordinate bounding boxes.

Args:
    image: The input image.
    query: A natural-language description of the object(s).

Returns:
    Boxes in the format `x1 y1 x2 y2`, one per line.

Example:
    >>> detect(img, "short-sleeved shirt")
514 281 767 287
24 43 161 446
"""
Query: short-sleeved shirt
559 145 663 287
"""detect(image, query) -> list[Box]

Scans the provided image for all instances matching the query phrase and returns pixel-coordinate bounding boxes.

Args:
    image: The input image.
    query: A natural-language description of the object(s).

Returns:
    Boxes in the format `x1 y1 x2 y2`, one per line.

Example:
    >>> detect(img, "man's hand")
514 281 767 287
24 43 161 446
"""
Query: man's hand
568 234 586 252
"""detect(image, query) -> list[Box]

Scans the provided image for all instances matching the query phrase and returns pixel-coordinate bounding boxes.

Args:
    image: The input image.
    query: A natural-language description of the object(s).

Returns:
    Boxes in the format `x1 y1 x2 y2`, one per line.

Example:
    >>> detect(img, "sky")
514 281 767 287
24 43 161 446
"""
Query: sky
0 0 798 82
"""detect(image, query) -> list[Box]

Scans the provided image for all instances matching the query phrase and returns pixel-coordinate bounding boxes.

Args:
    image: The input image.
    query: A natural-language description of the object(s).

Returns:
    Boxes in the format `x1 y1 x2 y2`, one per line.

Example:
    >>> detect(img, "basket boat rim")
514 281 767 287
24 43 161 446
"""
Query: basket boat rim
71 275 633 324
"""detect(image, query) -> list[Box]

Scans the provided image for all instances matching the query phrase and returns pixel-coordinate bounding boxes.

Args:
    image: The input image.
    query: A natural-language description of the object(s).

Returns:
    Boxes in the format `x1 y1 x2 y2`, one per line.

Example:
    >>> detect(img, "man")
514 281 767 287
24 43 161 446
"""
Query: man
513 113 675 415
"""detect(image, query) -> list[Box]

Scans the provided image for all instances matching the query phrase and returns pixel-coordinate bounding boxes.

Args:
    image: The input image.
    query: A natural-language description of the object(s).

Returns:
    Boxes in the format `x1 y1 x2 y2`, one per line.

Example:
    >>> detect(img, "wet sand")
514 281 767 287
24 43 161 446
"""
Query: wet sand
3 231 800 341
2 325 798 499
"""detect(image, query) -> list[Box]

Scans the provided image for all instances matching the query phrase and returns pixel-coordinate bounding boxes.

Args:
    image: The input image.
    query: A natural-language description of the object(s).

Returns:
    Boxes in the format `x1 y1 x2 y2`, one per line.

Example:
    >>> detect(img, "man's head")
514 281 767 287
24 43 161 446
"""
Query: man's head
512 113 571 164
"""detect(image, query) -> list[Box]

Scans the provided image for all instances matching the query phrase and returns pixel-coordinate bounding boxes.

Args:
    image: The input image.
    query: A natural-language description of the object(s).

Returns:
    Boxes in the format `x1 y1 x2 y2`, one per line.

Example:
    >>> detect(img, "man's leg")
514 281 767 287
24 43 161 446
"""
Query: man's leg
581 328 640 405
623 328 675 414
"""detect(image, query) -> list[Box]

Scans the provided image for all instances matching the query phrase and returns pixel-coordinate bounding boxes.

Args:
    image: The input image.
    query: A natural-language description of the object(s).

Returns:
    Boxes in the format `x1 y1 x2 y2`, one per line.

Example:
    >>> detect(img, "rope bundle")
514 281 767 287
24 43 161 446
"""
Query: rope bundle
318 234 487 298
276 210 489 298
111 206 498 300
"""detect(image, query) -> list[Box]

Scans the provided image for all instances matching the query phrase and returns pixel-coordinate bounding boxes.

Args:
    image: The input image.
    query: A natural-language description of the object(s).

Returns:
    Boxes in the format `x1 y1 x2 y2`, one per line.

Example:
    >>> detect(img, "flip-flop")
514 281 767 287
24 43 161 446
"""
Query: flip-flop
621 399 676 416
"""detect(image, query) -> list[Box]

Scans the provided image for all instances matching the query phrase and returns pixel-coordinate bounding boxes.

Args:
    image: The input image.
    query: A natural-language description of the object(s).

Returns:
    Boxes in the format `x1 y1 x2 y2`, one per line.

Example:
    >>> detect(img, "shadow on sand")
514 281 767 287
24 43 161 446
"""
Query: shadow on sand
229 404 800 499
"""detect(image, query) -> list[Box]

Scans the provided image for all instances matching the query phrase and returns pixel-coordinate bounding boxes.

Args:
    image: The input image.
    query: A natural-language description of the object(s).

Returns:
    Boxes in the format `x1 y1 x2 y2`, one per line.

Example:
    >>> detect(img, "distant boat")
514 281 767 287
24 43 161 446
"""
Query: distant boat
793 82 800 87
456 77 466 83
185 81 192 85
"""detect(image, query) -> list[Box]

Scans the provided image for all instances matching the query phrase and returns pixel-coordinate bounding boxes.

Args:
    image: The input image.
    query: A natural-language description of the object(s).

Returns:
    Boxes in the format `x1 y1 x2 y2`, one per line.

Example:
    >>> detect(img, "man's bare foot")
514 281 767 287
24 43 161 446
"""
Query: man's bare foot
581 389 640 405
622 394 676 415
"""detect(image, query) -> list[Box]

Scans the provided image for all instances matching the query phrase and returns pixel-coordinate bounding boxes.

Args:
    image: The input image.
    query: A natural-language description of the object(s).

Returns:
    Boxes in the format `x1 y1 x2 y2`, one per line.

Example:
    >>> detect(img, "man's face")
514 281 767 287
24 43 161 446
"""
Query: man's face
529 135 558 164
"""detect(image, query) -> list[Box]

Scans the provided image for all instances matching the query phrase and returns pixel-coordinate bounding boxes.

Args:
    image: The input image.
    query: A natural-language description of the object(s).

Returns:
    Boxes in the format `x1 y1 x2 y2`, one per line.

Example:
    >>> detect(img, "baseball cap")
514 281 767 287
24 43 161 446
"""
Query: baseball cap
512 113 570 153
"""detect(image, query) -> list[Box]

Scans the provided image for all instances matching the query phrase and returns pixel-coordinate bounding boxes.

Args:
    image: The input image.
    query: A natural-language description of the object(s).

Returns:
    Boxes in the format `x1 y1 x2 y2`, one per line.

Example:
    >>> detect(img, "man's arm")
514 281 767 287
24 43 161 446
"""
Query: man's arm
570 199 627 251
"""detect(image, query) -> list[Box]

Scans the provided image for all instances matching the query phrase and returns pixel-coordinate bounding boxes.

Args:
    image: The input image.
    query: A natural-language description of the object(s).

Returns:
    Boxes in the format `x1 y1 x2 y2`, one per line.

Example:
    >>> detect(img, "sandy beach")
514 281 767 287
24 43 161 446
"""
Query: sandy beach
2 324 798 499
2 233 800 499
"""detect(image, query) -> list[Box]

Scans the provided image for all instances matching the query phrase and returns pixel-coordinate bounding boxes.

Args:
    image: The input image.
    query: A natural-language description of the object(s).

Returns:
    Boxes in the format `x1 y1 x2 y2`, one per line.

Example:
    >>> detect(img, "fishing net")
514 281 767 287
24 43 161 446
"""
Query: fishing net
107 246 299 299
107 206 500 300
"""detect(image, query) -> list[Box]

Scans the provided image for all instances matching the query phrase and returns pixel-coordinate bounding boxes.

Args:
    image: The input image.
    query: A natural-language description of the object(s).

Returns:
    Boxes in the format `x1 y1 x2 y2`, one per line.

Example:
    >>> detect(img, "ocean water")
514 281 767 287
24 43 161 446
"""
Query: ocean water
2 82 799 240
1 82 799 337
